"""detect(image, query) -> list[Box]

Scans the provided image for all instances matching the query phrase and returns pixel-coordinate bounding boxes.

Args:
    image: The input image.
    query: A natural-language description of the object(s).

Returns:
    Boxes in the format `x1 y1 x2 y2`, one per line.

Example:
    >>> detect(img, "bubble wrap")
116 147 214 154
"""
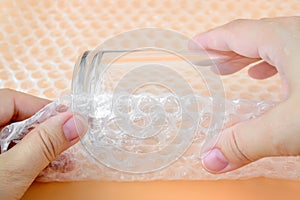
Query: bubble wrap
2 45 300 181
1 0 300 183
3 93 300 181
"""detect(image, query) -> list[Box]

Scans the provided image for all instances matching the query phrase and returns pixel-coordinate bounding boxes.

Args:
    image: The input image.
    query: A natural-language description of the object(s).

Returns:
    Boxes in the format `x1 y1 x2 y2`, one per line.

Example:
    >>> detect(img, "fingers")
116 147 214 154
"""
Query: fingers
192 18 289 68
1 112 88 190
193 17 300 174
0 90 88 199
201 99 300 173
0 89 50 126
189 43 262 76
189 19 284 79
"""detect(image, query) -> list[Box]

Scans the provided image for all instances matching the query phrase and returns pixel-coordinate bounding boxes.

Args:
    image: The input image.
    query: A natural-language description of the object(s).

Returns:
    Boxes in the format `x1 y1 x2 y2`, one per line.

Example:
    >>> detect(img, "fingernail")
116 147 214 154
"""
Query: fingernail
63 115 87 142
202 148 228 173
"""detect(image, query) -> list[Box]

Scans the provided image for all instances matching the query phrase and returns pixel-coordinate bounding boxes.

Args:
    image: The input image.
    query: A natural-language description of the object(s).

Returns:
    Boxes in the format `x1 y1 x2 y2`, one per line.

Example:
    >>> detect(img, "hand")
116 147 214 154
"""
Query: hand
191 16 300 173
0 89 88 199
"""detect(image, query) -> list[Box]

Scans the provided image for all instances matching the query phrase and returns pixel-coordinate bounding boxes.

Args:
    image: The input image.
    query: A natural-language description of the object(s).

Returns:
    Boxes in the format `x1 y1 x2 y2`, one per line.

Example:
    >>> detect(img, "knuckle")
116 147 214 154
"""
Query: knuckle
227 125 253 163
224 19 244 31
260 18 279 31
35 126 59 163
227 19 250 29
223 19 253 39
259 17 299 38
230 18 247 25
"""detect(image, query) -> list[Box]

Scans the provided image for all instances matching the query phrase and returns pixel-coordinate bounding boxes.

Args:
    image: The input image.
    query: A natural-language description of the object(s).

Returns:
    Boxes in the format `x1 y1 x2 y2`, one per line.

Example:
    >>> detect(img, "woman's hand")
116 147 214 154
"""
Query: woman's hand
192 16 300 173
0 89 88 199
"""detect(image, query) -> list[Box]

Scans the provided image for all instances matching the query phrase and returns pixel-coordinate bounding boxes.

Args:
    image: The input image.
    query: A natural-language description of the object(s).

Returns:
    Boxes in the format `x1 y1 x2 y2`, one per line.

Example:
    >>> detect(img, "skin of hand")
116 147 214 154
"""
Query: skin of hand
0 89 88 200
190 16 300 174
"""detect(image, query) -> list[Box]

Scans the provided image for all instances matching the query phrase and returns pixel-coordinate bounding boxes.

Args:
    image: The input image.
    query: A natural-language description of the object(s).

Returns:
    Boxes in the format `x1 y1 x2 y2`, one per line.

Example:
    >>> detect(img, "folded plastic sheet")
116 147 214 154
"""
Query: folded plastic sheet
4 93 300 181
1 1 300 182
2 45 300 181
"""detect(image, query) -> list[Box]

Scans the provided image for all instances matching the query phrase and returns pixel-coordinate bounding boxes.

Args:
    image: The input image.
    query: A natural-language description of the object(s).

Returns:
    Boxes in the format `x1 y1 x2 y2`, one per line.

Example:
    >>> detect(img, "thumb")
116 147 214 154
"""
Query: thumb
201 99 300 173
4 112 88 178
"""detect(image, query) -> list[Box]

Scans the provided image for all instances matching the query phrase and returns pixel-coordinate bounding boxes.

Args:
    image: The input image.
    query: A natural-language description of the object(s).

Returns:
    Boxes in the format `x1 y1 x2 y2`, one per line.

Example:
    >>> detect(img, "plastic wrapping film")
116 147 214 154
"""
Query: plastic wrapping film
1 93 280 181
2 40 300 181
1 0 300 183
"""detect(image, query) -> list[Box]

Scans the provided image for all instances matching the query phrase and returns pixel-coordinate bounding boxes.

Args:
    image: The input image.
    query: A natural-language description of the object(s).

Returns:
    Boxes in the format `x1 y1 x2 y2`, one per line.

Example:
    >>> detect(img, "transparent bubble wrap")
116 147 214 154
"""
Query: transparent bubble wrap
2 47 300 181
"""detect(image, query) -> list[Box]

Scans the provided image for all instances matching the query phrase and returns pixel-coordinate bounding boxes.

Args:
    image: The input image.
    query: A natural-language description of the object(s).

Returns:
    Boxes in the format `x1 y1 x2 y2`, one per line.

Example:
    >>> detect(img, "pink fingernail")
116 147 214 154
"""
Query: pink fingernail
202 148 229 172
63 115 87 142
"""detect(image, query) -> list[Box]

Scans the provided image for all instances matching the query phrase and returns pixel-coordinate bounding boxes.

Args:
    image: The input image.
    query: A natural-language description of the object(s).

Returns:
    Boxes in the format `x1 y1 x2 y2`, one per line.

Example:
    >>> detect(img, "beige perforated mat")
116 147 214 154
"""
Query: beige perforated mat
1 0 299 100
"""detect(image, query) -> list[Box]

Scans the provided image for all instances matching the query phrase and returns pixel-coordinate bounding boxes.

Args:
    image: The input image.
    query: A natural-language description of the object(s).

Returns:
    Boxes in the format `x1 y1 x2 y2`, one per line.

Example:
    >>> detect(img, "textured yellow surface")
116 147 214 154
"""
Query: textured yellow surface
1 0 300 199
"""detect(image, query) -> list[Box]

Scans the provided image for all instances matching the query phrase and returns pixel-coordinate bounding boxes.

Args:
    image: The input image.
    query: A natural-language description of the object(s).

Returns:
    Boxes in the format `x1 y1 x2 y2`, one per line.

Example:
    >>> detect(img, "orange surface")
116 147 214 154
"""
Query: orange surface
23 179 300 200
1 0 300 199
